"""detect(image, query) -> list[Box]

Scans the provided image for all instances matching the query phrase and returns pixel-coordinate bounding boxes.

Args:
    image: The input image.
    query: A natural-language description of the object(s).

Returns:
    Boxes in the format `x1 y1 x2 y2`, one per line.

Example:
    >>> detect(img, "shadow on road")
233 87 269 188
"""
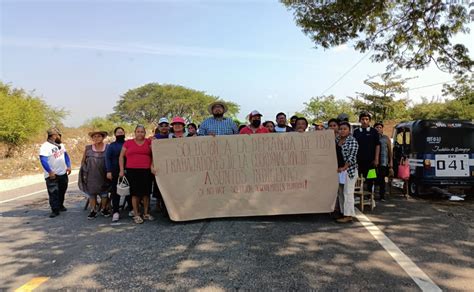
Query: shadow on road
0 188 472 290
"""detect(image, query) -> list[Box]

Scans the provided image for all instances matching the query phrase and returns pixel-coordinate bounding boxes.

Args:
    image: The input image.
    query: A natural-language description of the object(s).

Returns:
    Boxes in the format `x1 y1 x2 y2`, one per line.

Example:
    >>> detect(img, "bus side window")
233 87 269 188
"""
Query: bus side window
396 131 404 145
404 129 411 146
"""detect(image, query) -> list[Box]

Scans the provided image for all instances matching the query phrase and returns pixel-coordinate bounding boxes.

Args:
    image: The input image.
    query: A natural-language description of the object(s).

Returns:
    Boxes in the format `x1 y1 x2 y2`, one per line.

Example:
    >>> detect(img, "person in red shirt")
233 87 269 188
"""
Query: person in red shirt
239 110 270 134
119 125 155 224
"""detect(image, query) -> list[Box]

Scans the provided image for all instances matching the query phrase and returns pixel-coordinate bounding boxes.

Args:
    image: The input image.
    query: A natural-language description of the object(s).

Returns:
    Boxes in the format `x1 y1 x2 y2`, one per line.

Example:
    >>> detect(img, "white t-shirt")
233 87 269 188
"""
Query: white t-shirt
275 126 287 133
39 142 67 178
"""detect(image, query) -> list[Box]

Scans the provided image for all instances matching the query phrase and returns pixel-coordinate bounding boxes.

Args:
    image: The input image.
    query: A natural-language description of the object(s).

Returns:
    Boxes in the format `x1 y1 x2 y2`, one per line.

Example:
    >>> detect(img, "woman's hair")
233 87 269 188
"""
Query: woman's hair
263 121 275 127
296 117 308 127
338 121 351 130
113 127 125 134
328 118 339 125
135 124 146 132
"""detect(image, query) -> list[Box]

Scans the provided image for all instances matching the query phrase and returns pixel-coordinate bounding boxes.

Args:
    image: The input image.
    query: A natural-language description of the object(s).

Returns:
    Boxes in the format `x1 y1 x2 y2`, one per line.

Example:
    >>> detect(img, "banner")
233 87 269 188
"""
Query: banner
152 131 338 221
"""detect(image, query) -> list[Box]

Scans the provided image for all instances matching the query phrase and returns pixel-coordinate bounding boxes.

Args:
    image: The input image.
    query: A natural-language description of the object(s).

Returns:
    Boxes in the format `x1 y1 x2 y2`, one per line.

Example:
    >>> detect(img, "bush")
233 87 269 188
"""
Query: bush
0 83 66 157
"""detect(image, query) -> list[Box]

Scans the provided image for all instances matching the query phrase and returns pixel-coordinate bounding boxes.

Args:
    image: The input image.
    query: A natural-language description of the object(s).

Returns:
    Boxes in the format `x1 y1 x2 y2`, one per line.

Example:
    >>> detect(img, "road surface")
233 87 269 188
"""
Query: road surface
0 175 472 291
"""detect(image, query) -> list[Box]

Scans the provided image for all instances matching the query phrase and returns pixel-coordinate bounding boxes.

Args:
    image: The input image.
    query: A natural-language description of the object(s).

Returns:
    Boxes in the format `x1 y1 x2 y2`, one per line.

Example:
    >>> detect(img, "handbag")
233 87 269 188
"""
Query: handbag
116 176 130 197
397 158 410 180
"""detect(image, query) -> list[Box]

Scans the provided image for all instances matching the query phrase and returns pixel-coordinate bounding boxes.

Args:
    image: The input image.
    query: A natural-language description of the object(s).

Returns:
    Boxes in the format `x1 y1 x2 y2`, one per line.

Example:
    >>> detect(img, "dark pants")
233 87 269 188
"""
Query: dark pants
110 172 132 213
358 161 375 192
153 178 168 216
46 174 69 212
377 166 389 199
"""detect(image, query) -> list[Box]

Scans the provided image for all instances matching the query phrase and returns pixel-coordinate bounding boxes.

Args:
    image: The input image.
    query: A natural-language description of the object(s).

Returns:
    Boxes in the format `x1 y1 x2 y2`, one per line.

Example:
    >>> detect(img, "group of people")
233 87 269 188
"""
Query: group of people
39 101 392 225
330 112 392 223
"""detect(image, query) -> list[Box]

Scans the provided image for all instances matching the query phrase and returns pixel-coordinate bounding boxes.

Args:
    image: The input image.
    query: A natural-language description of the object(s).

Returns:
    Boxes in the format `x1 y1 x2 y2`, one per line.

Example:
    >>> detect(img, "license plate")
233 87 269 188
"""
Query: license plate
435 154 469 177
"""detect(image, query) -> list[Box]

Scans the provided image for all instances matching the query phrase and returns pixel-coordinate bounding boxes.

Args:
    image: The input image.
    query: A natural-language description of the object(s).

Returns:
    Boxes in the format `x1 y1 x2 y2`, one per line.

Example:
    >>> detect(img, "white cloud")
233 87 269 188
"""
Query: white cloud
2 36 319 64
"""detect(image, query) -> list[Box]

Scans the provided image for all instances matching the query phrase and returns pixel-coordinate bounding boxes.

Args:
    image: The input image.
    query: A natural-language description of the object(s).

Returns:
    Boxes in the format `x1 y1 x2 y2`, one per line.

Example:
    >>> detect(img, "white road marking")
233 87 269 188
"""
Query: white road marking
0 180 78 204
356 210 442 292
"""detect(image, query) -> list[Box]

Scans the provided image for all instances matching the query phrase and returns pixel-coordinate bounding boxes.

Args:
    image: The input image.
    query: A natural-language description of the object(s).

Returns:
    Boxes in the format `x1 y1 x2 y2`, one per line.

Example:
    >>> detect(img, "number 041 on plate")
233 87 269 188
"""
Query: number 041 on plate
435 154 469 177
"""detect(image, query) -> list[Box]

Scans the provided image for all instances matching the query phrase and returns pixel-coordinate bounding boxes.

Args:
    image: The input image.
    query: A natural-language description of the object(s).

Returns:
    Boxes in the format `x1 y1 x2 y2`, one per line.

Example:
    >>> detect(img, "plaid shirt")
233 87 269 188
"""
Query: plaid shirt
199 117 238 136
336 135 359 179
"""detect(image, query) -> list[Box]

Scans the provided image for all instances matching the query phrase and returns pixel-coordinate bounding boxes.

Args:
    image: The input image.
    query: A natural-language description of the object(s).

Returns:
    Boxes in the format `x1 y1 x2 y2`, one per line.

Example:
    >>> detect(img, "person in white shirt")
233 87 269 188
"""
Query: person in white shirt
39 127 72 218
274 112 294 133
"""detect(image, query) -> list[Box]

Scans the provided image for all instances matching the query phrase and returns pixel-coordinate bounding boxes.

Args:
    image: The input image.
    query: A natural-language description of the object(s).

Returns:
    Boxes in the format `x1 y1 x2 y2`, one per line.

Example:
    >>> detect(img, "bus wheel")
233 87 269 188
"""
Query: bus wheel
408 179 419 196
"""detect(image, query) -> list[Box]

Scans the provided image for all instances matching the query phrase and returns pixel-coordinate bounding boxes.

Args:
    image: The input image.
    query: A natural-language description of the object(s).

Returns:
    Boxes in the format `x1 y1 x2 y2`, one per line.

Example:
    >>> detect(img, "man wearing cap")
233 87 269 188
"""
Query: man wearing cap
240 110 270 134
199 101 238 136
152 117 170 216
39 127 72 218
154 117 170 139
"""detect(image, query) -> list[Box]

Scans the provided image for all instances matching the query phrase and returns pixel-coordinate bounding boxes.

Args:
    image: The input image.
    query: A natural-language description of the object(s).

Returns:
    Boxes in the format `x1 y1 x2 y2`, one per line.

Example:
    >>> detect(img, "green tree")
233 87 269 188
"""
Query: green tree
80 117 134 135
351 74 412 121
282 0 473 74
409 96 474 120
0 82 67 157
113 83 240 125
442 73 474 105
302 95 356 122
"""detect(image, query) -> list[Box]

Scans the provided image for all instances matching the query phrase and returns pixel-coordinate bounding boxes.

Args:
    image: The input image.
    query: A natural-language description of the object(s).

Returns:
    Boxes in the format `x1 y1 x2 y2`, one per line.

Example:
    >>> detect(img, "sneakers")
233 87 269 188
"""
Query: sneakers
87 211 97 220
133 216 144 224
49 211 60 218
59 206 67 212
143 214 155 221
336 216 353 223
112 212 120 222
101 209 111 217
128 211 134 217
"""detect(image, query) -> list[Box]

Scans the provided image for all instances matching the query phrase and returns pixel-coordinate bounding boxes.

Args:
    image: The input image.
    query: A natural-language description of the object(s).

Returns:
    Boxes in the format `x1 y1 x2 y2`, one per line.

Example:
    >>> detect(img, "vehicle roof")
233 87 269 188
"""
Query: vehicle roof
394 120 473 130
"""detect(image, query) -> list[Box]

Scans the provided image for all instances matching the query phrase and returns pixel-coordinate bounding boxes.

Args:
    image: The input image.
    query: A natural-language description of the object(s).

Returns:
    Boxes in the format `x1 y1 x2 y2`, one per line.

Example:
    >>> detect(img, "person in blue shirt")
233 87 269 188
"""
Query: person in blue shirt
105 127 127 222
39 127 72 218
198 101 238 136
154 117 170 139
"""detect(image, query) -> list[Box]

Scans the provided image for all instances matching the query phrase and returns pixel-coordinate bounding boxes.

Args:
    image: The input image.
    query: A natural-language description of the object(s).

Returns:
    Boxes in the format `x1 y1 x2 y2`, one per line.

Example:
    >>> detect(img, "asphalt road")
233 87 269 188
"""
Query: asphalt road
0 178 472 291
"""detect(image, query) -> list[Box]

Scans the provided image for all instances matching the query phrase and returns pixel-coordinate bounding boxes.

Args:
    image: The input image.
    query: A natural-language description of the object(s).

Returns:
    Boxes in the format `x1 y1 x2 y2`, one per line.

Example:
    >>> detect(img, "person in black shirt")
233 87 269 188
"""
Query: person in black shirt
353 112 380 191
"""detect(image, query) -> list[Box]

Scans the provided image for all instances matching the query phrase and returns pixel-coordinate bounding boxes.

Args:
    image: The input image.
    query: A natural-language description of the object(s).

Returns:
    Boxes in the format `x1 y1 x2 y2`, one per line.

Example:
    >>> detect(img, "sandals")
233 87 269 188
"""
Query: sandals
133 216 144 224
143 214 155 221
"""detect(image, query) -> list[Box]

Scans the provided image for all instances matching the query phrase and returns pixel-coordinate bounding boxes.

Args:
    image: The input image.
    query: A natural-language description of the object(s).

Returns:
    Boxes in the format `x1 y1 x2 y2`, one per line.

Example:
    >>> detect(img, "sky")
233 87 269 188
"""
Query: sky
1 0 473 126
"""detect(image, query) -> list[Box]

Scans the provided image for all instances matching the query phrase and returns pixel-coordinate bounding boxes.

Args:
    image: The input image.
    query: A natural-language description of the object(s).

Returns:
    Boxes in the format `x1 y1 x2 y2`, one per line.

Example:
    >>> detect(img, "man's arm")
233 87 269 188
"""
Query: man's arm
40 156 52 173
387 137 393 168
231 121 238 134
105 144 113 173
198 120 208 136
64 152 72 175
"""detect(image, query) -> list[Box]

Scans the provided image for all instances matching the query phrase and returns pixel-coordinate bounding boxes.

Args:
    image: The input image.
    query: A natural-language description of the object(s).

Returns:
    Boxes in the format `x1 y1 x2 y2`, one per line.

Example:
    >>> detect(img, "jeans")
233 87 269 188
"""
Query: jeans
377 166 389 199
45 174 69 212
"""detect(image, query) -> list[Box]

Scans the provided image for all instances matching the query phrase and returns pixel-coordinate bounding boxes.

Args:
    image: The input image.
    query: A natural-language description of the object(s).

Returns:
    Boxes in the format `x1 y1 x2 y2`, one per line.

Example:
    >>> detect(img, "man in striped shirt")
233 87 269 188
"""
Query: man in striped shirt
199 101 238 136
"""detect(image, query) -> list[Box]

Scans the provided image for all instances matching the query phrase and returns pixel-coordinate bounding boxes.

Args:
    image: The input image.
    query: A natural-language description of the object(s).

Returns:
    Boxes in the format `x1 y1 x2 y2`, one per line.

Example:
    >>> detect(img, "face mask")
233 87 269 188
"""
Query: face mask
251 120 261 128
115 135 125 142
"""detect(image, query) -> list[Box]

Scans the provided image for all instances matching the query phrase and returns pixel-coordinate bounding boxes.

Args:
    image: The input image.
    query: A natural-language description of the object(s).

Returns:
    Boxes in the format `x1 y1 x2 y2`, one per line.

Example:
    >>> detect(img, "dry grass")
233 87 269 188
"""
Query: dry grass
0 127 115 179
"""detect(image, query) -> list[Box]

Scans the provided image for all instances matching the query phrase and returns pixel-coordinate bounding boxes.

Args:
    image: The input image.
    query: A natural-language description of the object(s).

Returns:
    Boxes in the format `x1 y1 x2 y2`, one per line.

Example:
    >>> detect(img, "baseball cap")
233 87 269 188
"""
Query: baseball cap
248 110 263 119
47 127 62 136
158 117 169 125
